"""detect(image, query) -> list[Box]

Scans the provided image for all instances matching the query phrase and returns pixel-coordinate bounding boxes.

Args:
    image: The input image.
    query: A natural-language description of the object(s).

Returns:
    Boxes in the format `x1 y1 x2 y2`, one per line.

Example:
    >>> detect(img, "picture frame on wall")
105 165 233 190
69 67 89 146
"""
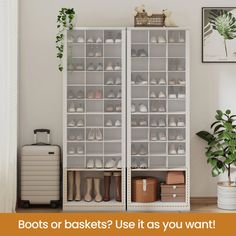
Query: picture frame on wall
202 7 236 63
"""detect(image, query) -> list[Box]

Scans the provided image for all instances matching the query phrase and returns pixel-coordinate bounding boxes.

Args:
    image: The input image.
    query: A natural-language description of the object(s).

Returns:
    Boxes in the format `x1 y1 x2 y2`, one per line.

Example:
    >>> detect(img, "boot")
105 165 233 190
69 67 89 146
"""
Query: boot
67 171 74 201
75 171 81 201
113 172 122 202
94 178 102 202
103 172 112 201
84 177 93 202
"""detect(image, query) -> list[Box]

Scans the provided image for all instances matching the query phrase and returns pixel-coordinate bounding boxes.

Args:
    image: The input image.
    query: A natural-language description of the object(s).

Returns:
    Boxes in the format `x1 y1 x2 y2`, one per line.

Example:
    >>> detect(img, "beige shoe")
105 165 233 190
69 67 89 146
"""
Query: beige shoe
94 178 102 202
84 177 93 202
74 171 81 201
67 171 74 201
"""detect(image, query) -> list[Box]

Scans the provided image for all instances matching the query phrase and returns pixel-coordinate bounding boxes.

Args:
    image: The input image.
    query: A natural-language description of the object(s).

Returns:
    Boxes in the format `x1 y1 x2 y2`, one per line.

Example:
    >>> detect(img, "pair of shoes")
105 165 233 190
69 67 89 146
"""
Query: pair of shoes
68 90 84 99
67 171 81 201
150 131 166 141
105 119 121 127
169 117 185 127
68 102 84 113
87 90 103 99
150 78 166 85
132 144 147 155
131 103 148 113
68 119 84 127
131 49 148 57
87 62 103 71
169 144 185 155
68 133 84 141
106 77 121 85
84 177 103 202
105 104 121 112
150 91 166 99
87 37 103 43
131 158 148 169
132 74 148 85
105 32 121 43
106 90 121 99
68 146 84 155
150 35 166 43
168 93 185 99
87 50 103 57
150 119 166 127
68 35 84 43
150 104 166 112
131 119 148 127
169 133 185 141
87 128 103 141
87 159 103 169
105 62 121 71
105 159 121 169
68 64 84 71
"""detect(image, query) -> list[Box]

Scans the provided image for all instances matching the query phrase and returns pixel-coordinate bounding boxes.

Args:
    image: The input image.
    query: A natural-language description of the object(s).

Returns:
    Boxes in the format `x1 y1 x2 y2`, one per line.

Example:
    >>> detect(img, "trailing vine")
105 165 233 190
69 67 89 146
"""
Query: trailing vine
56 8 75 71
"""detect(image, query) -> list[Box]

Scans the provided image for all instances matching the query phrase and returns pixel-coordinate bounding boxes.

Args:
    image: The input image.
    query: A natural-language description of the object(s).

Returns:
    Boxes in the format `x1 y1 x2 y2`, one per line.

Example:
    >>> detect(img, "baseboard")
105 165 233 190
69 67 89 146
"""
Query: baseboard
190 197 217 205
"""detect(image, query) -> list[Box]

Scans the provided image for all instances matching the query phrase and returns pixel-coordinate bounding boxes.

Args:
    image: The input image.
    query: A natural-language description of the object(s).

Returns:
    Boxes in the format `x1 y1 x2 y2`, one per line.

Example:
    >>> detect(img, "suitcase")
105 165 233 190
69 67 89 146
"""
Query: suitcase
20 129 61 208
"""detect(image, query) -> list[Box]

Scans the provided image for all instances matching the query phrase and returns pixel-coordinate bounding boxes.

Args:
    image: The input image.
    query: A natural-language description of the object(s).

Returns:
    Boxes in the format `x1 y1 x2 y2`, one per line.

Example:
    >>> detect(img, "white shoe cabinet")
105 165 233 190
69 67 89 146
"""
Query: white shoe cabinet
127 28 190 211
63 27 126 211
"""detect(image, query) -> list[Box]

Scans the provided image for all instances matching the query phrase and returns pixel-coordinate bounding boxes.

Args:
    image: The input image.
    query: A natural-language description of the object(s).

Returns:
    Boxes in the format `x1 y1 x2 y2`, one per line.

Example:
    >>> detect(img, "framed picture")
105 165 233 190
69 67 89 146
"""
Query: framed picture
202 7 236 63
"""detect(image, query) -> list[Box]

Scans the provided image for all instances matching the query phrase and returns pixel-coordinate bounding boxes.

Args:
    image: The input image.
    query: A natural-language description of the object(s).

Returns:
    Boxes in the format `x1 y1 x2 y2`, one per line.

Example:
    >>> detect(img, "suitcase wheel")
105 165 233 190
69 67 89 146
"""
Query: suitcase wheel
21 200 30 209
50 201 59 209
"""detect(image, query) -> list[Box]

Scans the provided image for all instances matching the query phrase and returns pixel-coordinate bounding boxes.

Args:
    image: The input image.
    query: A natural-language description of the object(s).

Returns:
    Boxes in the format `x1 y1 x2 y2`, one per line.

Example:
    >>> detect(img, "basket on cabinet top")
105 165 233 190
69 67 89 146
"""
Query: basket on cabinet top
134 13 165 27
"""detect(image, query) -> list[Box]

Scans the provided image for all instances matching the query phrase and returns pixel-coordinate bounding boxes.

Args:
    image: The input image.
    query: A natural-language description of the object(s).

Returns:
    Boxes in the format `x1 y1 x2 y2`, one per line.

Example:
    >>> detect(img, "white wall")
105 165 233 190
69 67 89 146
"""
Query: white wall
20 0 236 197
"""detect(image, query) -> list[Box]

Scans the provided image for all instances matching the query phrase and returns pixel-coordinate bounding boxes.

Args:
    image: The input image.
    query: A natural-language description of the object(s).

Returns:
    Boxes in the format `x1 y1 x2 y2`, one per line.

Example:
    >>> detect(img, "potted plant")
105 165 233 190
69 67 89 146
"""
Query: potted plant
196 109 236 210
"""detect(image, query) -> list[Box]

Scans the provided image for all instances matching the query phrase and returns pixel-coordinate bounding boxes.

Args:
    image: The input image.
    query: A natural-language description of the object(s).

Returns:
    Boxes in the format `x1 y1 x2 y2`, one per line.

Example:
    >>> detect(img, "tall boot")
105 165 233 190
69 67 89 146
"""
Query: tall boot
94 178 102 202
67 171 74 201
75 171 81 201
103 172 112 201
113 172 122 202
84 177 93 202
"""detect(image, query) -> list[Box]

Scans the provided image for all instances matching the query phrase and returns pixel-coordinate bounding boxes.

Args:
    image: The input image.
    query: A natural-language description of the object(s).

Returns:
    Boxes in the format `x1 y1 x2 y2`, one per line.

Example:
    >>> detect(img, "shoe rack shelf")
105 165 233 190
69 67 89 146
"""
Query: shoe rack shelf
127 28 190 211
63 27 126 211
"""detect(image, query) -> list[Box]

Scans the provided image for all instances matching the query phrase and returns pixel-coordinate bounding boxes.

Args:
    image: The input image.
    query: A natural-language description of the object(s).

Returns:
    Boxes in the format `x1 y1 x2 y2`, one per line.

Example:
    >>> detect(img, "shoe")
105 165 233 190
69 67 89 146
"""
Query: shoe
137 49 148 57
158 119 165 127
68 147 75 155
150 91 157 98
150 120 157 127
87 129 95 141
116 90 122 99
177 64 184 71
131 145 137 155
177 118 185 127
116 159 122 169
139 104 148 113
151 105 158 112
177 145 185 154
77 146 84 154
150 36 157 43
158 91 166 98
105 159 116 168
107 90 116 98
106 78 114 85
158 106 166 112
115 120 121 127
114 62 121 71
169 37 175 43
150 132 158 141
68 90 75 99
68 102 76 112
115 77 121 85
131 160 139 168
87 90 94 99
131 119 138 126
169 134 176 140
159 132 166 141
136 75 147 85
76 133 83 141
67 35 75 43
169 118 176 127
139 120 147 126
105 38 114 43
77 36 84 43
95 90 102 99
68 64 74 71
169 79 176 85
77 120 84 127
131 49 137 57
169 144 177 155
76 90 84 99
176 134 184 141
169 93 177 99
68 120 76 127
106 63 113 71
132 104 137 114
87 63 95 71
178 93 185 99
96 37 103 43
95 50 102 57
95 159 103 168
75 64 84 71
158 35 166 43
159 78 166 85
115 33 121 43
105 105 114 112
115 104 121 112
87 38 94 43
178 79 185 85
139 145 147 155
105 120 113 127
68 135 76 141
87 159 94 168
95 128 103 141
96 63 103 71
150 78 157 85
76 104 84 112
140 161 148 169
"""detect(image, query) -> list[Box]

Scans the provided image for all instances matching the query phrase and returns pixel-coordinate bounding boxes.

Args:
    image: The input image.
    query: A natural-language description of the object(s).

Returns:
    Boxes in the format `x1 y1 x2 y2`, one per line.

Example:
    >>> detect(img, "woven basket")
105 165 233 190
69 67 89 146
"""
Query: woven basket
135 13 165 27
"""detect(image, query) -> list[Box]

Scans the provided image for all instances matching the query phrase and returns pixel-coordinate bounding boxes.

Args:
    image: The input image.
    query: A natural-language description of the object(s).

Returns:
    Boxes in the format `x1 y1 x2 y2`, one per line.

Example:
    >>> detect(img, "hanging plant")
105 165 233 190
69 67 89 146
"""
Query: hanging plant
56 8 75 71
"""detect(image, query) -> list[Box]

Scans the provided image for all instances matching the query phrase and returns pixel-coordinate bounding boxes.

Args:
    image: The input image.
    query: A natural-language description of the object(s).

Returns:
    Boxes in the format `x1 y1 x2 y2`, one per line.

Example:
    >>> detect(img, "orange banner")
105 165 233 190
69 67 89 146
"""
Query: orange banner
0 213 234 236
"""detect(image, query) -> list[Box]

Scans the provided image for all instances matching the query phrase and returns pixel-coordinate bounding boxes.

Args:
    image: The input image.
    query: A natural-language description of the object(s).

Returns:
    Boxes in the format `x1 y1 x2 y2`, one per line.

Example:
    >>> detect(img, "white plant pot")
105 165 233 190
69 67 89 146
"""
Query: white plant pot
217 182 236 210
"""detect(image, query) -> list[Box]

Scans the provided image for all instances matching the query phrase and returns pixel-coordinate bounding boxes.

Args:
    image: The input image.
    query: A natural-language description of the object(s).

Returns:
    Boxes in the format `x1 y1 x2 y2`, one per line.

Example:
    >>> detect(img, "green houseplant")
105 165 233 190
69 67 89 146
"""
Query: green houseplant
56 8 75 71
196 109 236 209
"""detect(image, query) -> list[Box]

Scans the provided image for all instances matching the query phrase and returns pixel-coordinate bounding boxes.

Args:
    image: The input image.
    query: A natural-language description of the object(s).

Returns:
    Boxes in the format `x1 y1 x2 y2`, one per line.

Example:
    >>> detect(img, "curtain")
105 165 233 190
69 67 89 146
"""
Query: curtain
0 0 18 213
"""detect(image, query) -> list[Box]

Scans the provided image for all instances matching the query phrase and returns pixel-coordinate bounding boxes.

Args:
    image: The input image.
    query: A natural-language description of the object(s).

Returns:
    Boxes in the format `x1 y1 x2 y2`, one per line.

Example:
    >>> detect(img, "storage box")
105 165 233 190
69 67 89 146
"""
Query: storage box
132 177 158 202
166 171 185 185
161 184 185 202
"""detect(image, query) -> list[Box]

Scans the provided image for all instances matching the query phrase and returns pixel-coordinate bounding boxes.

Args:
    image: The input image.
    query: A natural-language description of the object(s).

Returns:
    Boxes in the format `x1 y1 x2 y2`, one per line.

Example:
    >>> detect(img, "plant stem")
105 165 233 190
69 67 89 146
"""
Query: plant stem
228 164 231 185
224 39 228 57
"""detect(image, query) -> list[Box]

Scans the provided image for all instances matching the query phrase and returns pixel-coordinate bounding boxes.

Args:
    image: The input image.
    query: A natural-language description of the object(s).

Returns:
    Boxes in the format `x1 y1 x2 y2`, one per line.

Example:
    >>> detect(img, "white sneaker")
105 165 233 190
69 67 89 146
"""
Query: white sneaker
150 132 158 141
116 90 122 99
76 104 84 112
158 35 166 43
139 120 148 126
177 118 185 127
158 106 165 112
115 77 121 85
177 145 185 155
105 120 113 127
96 63 103 71
169 134 176 140
68 135 76 141
106 63 113 71
131 104 136 113
77 36 84 43
115 120 121 127
68 147 75 155
95 51 102 57
96 37 103 43
87 63 95 71
131 144 137 155
150 78 157 85
176 134 184 141
158 119 166 127
115 38 121 43
87 129 95 140
114 63 121 71
178 79 185 85
75 64 84 71
159 132 166 141
67 35 75 43
95 159 103 168
105 38 114 43
115 104 121 112
139 145 147 155
169 79 176 85
87 38 94 43
68 120 76 127
150 120 157 127
106 78 114 85
150 91 157 98
140 161 148 169
169 93 177 99
76 90 84 99
131 160 139 168
77 146 84 154
76 133 83 141
158 91 166 98
68 90 75 99
68 102 76 112
68 64 74 71
139 104 148 113
159 78 166 85
76 119 84 127
151 105 158 112
131 119 138 126
87 159 94 168
169 118 177 127
116 159 122 169
150 36 157 43
178 93 185 99
169 145 177 155
107 90 116 98
95 128 103 141
131 49 137 57
105 104 114 112
105 159 116 168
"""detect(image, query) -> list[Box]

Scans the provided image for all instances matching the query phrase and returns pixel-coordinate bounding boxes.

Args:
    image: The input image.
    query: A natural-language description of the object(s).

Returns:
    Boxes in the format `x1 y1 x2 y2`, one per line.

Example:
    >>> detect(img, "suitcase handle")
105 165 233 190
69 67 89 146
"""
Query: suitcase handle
33 129 50 145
